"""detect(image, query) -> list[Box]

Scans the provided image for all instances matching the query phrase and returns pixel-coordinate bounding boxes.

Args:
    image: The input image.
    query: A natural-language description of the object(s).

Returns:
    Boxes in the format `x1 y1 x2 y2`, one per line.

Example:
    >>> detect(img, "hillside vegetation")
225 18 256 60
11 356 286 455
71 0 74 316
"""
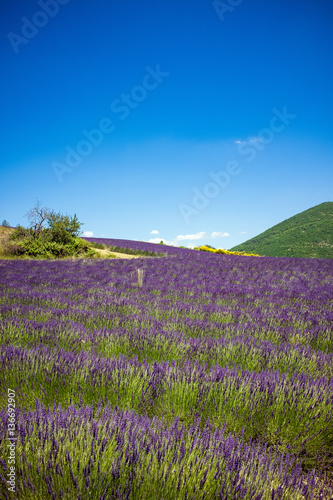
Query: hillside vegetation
0 226 14 257
0 228 153 260
231 202 333 258
194 245 260 256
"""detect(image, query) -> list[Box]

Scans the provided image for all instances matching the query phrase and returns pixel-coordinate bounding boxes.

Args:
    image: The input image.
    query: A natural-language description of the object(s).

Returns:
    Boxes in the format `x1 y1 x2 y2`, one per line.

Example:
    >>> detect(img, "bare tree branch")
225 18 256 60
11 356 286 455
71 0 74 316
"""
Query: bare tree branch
25 200 50 235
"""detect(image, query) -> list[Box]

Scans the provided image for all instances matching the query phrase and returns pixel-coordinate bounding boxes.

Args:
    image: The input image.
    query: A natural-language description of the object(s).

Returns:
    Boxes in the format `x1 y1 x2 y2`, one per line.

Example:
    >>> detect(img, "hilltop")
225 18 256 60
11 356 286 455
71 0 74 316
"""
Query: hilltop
0 226 14 257
231 202 333 258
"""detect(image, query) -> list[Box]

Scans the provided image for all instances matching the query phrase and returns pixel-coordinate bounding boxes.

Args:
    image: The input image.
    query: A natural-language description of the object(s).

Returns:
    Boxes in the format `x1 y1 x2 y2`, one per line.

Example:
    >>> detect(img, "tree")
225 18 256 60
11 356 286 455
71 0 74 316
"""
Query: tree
1 220 10 227
47 211 83 244
25 201 50 235
9 205 89 258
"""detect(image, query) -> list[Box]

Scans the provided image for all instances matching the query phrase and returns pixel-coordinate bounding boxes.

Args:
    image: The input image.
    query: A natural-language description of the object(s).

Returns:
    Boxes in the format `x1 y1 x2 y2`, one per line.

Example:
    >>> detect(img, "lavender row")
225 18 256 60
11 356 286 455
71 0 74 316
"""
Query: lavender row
1 343 332 475
83 236 187 255
0 402 326 499
1 255 332 364
1 313 332 379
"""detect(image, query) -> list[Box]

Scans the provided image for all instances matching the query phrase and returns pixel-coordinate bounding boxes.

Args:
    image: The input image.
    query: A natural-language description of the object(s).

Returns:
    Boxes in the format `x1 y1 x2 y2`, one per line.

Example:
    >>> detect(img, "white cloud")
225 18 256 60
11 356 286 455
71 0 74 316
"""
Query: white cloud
175 231 206 241
149 237 162 244
148 231 206 248
83 231 94 237
151 230 159 235
150 231 228 248
234 137 262 145
211 231 230 238
240 231 247 234
148 237 174 246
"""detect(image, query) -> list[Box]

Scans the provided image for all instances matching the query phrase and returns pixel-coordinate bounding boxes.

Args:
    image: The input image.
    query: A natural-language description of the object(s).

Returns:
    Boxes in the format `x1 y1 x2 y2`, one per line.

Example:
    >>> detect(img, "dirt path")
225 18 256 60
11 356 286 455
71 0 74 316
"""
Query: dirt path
94 248 142 259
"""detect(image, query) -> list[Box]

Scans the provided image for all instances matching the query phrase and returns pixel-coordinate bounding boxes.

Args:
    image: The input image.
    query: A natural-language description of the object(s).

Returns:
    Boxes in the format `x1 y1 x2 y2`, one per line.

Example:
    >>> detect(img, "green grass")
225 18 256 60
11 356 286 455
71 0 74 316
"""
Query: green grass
0 226 14 257
231 202 333 258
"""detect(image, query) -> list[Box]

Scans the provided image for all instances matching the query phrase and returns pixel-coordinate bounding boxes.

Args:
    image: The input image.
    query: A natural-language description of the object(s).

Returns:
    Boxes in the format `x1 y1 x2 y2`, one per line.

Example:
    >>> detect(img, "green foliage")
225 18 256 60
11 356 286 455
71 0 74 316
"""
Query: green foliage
12 235 95 259
10 225 34 240
194 245 259 256
8 209 95 259
1 219 10 227
47 211 82 244
90 242 106 250
231 202 333 258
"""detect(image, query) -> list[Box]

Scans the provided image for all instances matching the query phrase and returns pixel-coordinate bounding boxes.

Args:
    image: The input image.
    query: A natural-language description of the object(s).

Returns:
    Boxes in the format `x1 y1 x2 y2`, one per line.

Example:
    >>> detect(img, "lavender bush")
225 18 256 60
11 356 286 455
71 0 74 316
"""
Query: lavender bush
0 244 332 498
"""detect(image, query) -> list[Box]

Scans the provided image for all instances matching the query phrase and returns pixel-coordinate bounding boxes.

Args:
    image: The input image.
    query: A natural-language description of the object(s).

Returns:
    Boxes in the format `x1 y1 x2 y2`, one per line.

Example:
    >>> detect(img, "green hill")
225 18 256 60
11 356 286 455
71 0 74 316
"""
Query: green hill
230 202 333 259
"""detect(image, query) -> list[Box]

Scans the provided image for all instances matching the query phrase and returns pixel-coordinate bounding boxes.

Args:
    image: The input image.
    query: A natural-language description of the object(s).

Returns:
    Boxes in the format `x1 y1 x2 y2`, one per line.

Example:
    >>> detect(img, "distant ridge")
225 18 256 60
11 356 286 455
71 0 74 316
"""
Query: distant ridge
230 202 333 259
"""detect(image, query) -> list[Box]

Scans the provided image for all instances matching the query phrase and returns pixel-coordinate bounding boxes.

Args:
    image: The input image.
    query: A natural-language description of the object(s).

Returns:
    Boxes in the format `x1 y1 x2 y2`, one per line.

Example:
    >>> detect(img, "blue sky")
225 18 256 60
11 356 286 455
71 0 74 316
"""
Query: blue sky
1 0 333 249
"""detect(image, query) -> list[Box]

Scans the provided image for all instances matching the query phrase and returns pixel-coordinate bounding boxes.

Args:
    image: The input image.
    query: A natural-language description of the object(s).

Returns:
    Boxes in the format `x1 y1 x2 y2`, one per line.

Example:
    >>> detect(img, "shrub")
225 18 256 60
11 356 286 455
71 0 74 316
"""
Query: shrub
9 213 95 259
90 242 106 250
13 236 96 259
47 212 83 244
10 225 34 240
194 245 260 257
66 238 95 257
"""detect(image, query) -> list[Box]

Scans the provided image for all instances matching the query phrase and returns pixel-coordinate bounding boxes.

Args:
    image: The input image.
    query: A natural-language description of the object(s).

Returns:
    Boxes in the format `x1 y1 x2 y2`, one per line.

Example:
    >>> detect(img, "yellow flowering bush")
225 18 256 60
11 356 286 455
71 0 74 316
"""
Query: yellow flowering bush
194 245 260 257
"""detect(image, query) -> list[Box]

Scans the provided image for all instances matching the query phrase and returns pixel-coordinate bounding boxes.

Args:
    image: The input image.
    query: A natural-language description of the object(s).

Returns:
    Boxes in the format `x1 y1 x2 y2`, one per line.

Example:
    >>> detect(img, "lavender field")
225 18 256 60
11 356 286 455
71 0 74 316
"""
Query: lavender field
0 241 333 499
